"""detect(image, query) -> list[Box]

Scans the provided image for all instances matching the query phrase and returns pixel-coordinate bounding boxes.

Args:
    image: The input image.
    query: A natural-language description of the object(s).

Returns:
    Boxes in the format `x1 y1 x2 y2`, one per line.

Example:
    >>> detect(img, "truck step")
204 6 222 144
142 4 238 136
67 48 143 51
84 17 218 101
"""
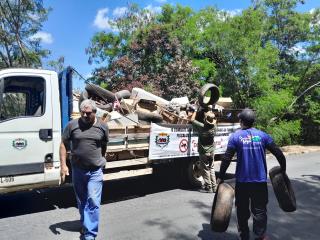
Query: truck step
103 168 153 180
105 158 149 169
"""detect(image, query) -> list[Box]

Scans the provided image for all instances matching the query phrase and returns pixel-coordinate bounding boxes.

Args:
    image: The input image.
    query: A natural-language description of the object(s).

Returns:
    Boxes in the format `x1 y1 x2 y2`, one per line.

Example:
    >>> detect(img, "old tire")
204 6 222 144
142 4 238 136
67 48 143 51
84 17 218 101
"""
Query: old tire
269 166 296 212
210 182 235 232
85 83 115 102
78 89 89 110
115 90 131 100
186 158 204 187
78 89 113 112
97 103 113 112
136 110 163 123
198 83 220 108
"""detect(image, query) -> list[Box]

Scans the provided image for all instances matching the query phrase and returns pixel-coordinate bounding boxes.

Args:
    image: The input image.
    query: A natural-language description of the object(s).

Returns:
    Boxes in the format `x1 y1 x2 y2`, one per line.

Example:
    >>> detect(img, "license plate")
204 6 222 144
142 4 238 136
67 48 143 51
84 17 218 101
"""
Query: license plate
0 176 14 184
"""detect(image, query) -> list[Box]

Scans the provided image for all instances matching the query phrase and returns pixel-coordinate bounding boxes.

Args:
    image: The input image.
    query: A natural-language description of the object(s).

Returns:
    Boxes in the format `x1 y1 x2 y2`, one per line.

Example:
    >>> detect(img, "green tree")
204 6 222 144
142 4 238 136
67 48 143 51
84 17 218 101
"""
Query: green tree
259 0 320 144
161 3 312 144
0 0 50 68
47 56 65 72
87 4 199 99
86 1 320 144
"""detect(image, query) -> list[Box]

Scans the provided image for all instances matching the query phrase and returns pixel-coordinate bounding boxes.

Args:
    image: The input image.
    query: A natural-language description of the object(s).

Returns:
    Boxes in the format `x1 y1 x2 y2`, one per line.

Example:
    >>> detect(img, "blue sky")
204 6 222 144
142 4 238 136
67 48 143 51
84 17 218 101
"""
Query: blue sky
40 0 319 89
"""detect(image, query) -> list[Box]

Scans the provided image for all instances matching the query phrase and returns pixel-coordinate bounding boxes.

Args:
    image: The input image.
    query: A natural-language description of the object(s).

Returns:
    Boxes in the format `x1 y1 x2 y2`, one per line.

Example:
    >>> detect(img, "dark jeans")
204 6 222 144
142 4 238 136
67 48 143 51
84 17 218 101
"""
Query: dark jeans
235 182 268 240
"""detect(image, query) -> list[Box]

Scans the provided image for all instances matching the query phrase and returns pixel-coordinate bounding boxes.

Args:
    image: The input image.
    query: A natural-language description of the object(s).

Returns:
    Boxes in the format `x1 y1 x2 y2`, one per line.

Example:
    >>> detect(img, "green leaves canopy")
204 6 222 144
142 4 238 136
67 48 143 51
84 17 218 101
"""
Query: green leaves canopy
0 0 50 68
86 0 320 145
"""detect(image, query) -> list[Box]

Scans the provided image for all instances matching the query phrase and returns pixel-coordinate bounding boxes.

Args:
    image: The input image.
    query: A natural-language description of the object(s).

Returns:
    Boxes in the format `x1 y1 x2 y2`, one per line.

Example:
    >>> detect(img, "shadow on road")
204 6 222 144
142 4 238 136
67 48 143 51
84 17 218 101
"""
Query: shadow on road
1 172 320 240
49 219 82 235
0 167 182 219
190 175 320 240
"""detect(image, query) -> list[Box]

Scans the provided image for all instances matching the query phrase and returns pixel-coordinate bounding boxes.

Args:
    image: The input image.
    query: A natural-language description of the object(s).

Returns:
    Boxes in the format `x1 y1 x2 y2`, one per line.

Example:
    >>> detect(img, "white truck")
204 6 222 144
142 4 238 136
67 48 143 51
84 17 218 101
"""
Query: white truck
0 67 240 194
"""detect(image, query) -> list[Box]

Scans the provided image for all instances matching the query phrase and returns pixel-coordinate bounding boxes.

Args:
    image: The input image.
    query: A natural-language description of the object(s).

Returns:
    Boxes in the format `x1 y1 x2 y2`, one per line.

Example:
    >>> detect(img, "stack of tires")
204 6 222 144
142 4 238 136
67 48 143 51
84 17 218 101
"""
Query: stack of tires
78 83 131 112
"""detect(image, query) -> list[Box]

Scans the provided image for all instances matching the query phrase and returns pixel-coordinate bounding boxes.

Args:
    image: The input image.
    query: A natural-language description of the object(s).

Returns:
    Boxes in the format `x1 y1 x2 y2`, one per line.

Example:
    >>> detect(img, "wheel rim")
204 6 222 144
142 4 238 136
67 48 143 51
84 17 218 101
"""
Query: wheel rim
192 160 203 182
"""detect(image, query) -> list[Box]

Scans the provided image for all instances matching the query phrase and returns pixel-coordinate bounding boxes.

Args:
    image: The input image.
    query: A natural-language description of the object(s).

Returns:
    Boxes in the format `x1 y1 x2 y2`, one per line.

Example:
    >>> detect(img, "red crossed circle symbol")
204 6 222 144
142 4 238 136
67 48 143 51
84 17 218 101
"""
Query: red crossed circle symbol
179 139 188 153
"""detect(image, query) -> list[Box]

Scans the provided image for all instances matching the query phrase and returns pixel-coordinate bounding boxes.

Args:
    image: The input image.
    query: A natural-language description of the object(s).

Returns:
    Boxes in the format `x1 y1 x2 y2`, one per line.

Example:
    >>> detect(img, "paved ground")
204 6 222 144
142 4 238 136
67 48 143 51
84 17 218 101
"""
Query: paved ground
0 150 319 240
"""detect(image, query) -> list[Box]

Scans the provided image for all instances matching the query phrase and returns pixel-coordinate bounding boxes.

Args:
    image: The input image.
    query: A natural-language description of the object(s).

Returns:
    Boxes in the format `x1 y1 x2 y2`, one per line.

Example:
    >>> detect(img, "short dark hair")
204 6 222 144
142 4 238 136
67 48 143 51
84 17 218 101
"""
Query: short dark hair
238 108 255 127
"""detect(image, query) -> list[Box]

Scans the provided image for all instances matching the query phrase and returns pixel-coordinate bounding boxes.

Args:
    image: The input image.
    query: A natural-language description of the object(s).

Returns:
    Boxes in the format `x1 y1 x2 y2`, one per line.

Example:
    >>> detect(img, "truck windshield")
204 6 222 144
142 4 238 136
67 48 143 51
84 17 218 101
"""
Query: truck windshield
0 76 45 121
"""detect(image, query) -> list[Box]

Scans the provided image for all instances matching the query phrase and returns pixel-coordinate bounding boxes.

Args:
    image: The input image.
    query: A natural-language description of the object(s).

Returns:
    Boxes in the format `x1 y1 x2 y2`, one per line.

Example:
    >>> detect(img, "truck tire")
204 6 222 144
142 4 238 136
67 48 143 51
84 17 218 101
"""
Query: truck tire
187 158 204 187
210 182 235 232
85 83 115 102
198 83 220 108
269 166 296 212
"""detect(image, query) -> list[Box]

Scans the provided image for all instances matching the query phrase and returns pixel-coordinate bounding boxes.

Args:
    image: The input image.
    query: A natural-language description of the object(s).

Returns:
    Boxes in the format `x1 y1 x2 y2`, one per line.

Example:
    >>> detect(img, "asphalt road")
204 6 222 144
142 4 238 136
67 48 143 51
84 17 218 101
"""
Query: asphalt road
0 152 319 240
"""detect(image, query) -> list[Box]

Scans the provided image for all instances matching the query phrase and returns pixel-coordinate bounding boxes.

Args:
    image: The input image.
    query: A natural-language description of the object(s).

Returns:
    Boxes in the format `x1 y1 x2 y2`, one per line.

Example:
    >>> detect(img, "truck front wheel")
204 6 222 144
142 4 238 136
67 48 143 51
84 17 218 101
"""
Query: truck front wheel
187 158 204 188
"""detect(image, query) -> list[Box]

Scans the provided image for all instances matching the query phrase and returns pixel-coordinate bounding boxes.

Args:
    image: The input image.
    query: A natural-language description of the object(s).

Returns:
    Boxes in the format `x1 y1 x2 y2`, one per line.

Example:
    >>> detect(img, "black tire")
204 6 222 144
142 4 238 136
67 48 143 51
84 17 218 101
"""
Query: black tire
115 90 131 100
85 83 115 102
269 166 296 212
97 103 113 112
198 83 220 107
78 89 89 111
210 182 235 232
136 110 163 123
78 90 113 112
186 158 204 187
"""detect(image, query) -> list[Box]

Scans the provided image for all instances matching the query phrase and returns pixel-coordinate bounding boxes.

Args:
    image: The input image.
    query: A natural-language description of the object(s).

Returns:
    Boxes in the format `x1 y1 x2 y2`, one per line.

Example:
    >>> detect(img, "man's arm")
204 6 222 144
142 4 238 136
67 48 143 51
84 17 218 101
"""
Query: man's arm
101 144 107 158
266 142 286 172
59 142 69 184
191 119 204 129
101 124 109 158
218 147 236 181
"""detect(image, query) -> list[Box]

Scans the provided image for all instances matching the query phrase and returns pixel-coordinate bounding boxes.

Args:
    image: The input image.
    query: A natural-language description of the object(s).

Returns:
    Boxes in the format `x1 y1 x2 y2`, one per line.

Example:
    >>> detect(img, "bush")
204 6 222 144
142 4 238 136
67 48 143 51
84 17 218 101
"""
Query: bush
262 120 301 146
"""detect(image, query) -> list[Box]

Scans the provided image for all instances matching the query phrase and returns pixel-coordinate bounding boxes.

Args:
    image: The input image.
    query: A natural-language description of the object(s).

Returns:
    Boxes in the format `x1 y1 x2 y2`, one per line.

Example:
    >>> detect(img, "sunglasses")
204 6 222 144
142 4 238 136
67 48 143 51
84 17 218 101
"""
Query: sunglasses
81 111 94 116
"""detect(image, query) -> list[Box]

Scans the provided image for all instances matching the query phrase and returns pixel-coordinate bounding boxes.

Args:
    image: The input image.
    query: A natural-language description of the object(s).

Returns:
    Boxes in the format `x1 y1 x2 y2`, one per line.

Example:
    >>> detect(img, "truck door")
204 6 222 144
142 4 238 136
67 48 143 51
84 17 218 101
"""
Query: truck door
0 71 53 189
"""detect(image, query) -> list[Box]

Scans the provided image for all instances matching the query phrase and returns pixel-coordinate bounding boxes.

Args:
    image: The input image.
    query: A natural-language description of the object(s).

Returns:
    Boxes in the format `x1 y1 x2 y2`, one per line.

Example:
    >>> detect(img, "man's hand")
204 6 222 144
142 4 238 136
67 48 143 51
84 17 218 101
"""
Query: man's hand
216 178 224 185
60 165 69 185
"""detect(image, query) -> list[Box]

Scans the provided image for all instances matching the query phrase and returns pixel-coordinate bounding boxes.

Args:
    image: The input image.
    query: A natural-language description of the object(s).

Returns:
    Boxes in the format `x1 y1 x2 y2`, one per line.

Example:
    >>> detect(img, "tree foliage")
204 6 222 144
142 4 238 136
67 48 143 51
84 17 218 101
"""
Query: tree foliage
86 4 199 99
0 0 50 68
86 0 320 144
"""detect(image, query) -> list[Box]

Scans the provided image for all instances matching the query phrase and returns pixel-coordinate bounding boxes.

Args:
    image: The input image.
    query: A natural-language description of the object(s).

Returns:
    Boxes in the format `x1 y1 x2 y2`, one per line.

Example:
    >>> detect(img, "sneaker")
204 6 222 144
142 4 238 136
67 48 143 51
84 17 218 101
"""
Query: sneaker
80 235 95 240
238 231 250 240
238 234 250 240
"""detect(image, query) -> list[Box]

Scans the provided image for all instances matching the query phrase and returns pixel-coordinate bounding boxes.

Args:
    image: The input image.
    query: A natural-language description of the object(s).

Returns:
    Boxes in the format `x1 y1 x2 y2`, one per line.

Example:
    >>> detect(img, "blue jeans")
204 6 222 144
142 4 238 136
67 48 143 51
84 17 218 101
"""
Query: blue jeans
72 165 103 240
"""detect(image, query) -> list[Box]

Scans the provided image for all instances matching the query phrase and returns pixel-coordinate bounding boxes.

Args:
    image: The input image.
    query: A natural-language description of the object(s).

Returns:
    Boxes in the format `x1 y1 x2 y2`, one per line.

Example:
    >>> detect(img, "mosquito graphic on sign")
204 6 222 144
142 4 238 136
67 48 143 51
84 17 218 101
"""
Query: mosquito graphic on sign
179 139 188 153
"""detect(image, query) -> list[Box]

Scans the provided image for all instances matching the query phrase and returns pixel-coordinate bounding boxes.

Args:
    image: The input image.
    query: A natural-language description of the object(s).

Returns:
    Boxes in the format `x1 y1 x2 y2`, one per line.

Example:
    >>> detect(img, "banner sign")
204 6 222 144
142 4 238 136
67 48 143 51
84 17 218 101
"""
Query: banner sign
149 123 240 160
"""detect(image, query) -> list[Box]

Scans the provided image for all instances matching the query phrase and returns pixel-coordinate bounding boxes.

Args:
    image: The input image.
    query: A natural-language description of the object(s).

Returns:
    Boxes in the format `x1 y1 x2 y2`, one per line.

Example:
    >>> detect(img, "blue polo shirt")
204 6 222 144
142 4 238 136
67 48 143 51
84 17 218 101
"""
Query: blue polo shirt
227 128 274 182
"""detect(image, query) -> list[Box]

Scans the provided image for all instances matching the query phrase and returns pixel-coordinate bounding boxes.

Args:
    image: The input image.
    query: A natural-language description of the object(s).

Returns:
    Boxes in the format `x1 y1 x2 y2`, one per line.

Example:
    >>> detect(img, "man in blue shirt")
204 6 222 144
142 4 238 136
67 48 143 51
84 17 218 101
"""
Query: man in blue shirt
218 109 286 240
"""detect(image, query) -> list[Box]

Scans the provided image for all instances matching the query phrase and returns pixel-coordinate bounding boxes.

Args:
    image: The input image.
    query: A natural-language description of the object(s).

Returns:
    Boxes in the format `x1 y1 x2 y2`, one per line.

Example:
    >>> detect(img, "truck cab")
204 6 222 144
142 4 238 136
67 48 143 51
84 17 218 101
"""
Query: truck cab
0 68 67 193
